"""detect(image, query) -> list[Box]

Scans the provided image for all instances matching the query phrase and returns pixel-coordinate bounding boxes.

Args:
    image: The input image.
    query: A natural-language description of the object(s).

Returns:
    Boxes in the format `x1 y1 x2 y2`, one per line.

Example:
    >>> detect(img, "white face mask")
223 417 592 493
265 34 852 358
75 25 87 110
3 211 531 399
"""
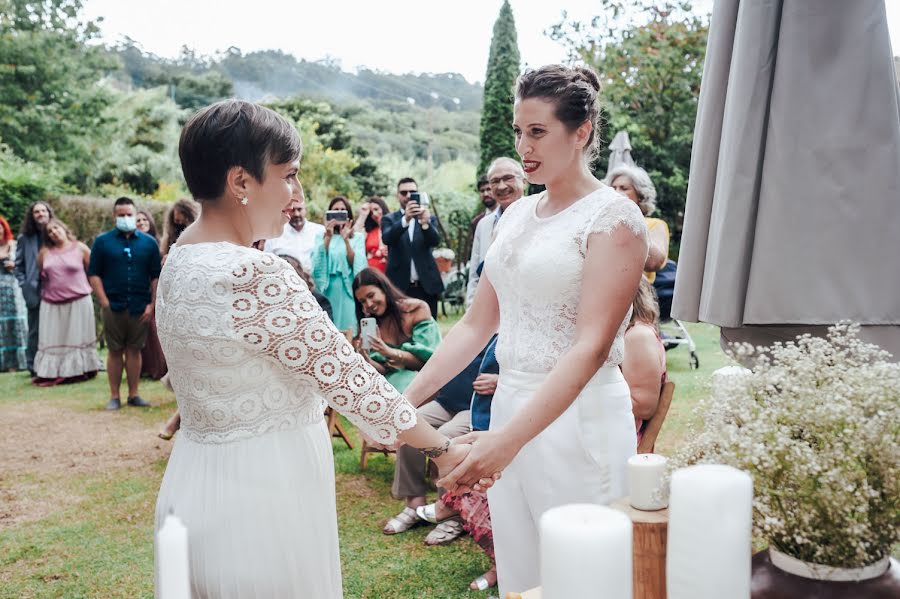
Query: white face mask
116 215 137 233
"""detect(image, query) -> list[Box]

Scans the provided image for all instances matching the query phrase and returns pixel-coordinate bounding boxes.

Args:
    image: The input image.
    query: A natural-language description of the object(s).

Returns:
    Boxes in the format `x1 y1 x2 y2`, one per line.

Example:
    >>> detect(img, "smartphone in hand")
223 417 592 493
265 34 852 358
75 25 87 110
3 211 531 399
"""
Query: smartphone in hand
359 318 377 350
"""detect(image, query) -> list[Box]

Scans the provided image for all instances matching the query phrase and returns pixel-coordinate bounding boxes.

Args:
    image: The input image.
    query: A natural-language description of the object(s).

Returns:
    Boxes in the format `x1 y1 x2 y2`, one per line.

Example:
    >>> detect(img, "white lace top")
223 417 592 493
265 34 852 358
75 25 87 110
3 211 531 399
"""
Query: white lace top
483 187 648 373
156 242 417 444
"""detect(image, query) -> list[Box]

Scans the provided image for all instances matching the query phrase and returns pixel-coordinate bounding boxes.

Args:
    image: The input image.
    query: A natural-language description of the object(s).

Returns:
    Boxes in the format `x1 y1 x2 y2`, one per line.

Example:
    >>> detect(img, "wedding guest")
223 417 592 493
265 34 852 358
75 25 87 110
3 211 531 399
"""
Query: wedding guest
88 196 162 410
606 165 668 282
264 184 323 272
135 210 159 240
382 177 444 318
135 209 167 380
312 196 366 334
353 267 441 392
622 277 667 443
15 201 54 374
355 196 390 273
0 216 27 371
161 199 200 258
466 175 496 262
466 158 526 308
33 218 103 384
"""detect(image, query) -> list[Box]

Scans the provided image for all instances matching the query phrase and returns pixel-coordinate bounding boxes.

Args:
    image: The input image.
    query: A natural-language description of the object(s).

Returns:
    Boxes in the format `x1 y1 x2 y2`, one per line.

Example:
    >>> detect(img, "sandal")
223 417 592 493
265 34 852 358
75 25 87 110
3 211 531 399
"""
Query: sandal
470 567 498 591
382 506 422 535
415 502 459 524
424 518 465 546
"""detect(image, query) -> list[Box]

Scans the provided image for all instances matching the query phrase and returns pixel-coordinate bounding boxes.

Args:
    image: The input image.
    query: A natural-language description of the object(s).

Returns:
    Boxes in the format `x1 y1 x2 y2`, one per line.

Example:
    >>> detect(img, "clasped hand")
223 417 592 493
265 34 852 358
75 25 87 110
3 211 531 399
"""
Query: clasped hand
436 429 519 494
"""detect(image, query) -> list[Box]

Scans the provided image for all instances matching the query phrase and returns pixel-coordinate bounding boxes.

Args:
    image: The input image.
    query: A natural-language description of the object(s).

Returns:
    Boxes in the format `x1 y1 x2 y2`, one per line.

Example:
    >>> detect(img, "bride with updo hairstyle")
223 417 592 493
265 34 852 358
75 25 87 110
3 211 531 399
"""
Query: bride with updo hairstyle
399 64 650 595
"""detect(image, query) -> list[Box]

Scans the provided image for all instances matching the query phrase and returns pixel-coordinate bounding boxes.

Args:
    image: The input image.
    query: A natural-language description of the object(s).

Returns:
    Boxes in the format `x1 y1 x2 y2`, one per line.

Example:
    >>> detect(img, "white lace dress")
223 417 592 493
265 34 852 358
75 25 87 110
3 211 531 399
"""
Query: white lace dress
482 187 649 595
154 243 417 598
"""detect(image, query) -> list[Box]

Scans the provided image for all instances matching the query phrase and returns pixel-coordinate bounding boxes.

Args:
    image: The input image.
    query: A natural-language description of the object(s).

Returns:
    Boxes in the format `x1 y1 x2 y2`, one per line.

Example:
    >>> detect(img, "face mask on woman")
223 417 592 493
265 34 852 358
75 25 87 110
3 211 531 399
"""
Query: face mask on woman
116 216 137 233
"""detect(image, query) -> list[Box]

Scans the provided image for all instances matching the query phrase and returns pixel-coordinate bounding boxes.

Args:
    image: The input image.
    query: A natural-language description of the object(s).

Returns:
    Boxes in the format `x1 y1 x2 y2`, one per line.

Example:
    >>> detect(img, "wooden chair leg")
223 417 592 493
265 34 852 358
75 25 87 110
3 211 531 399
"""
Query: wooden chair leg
326 408 354 450
360 440 370 470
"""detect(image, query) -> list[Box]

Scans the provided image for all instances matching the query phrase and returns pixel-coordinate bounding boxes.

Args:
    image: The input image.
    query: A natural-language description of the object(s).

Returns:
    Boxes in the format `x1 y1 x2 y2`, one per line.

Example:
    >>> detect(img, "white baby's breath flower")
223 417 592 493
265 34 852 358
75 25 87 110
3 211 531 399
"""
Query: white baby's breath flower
670 323 900 568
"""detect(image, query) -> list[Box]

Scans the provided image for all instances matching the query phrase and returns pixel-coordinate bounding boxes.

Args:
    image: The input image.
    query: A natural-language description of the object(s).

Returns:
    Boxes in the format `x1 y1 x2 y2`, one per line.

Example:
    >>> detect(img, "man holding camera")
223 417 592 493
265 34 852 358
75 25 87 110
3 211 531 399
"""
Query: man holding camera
382 177 444 318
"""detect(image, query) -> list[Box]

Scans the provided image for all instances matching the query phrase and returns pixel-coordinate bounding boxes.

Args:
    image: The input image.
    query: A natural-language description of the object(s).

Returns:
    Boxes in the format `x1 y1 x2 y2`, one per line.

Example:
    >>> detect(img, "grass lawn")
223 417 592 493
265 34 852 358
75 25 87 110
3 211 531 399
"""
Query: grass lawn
0 319 729 598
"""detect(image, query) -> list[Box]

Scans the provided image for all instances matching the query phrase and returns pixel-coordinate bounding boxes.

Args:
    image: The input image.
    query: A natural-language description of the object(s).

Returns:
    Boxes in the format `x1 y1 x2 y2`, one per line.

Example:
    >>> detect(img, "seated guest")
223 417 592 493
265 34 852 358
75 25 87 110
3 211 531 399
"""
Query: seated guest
313 196 366 334
352 268 451 536
33 218 103 384
437 335 499 591
278 254 333 323
606 165 669 282
621 277 667 443
352 267 441 392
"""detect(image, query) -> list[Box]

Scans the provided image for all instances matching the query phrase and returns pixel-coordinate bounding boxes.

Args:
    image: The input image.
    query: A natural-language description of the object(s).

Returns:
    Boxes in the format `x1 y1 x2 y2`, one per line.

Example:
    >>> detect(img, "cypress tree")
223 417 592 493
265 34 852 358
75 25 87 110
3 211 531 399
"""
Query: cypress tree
478 0 521 177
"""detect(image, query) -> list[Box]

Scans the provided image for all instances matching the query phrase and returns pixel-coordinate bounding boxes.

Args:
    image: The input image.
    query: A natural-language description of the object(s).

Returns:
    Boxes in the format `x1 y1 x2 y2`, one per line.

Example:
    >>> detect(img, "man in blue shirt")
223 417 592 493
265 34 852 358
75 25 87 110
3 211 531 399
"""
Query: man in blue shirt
88 197 162 410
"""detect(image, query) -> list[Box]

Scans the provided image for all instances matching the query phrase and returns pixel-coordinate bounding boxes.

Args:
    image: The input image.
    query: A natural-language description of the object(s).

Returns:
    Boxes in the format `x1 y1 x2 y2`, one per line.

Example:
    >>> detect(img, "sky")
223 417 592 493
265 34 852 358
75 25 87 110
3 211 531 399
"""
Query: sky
82 0 899 85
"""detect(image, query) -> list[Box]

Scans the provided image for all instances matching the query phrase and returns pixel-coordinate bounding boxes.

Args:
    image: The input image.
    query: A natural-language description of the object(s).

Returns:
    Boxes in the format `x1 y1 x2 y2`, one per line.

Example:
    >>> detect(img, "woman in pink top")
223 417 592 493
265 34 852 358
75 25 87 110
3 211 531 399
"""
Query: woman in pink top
33 219 103 385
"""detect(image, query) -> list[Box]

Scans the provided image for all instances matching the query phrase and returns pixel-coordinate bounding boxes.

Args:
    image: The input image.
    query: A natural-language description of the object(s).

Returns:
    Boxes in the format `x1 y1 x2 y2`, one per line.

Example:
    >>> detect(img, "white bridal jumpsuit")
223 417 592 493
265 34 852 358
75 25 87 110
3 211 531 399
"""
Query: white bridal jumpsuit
482 187 648 594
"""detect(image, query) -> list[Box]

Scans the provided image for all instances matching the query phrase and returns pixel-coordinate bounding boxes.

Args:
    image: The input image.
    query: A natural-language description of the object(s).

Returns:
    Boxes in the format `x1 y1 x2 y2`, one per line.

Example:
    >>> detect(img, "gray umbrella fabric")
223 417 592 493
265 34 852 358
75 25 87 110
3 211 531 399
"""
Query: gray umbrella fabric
671 0 900 358
606 131 636 176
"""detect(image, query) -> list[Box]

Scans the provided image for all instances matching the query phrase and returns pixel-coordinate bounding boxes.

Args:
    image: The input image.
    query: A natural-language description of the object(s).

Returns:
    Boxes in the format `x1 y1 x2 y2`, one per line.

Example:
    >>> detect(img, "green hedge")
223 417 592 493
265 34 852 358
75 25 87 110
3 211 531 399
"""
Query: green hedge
0 154 59 234
48 195 172 246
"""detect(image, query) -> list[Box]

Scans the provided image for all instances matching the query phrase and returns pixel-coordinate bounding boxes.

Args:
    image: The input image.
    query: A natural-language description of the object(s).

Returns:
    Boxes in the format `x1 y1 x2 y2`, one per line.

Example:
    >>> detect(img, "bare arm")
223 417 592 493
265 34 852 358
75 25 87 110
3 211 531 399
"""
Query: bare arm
80 243 91 271
440 226 647 489
621 326 664 420
37 247 47 270
401 272 501 407
89 275 110 308
644 222 669 272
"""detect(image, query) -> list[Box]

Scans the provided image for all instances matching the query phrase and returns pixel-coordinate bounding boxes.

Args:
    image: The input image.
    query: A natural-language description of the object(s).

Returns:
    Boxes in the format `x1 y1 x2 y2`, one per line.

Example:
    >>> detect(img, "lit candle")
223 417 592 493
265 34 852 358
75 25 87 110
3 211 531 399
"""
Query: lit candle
540 504 632 599
628 453 669 510
157 514 191 599
666 465 753 599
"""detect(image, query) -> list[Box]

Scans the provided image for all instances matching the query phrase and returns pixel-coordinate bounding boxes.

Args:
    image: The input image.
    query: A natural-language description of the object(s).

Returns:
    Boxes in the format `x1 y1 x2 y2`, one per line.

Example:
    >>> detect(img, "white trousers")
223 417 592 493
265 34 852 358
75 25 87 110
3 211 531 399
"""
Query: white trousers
487 365 636 596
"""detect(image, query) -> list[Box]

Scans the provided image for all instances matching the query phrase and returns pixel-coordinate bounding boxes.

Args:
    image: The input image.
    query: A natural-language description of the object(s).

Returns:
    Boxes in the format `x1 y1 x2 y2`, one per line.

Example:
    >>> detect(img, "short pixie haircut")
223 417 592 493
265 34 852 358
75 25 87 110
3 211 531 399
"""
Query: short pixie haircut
179 100 302 201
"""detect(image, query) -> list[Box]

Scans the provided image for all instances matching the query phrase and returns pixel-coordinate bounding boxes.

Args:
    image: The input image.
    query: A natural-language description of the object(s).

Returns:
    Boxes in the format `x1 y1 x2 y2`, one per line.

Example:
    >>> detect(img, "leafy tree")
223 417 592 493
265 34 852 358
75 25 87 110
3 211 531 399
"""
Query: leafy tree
294 117 360 209
550 0 708 228
478 0 521 177
0 0 114 176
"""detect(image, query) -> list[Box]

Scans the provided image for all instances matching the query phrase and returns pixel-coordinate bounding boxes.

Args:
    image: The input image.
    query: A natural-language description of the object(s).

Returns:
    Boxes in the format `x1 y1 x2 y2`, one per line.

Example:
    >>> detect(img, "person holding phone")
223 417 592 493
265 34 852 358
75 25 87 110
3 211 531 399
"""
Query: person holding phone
381 177 444 318
312 196 367 335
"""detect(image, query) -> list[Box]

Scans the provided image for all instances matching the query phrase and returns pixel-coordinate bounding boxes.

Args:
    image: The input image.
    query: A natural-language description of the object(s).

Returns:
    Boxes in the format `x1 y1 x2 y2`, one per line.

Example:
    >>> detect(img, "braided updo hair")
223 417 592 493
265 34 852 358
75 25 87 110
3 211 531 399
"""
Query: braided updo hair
515 64 602 162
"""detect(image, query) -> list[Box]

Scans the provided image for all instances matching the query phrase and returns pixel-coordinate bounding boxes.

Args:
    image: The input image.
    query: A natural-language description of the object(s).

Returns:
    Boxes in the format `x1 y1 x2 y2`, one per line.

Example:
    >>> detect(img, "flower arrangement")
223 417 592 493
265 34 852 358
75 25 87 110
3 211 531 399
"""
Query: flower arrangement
672 323 900 568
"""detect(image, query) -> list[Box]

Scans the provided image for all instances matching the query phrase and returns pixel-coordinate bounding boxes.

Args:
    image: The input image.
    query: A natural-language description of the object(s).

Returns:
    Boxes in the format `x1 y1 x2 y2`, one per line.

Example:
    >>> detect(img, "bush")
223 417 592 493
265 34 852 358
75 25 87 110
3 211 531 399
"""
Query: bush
0 147 61 233
48 195 172 246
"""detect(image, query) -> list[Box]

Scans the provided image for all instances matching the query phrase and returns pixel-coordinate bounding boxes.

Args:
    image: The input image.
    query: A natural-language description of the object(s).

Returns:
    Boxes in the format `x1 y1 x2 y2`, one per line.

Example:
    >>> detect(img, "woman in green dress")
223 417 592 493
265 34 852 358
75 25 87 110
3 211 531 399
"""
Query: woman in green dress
312 196 367 334
352 268 441 392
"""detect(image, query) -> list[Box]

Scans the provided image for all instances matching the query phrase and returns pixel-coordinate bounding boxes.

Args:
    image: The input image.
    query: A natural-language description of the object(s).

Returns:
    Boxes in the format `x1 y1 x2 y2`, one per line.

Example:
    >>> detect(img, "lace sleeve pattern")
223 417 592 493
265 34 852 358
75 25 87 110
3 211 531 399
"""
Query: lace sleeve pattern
229 252 417 444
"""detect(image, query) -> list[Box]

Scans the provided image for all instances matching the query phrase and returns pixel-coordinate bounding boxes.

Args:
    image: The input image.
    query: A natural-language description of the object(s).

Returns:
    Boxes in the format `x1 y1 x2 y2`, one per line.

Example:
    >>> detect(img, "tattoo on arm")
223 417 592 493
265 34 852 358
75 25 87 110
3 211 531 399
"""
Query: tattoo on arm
419 439 450 459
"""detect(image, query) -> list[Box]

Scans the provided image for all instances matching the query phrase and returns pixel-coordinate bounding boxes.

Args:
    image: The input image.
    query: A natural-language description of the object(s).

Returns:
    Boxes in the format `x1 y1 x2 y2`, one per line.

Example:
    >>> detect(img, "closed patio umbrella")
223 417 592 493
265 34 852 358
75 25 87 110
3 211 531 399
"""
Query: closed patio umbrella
605 130 636 176
672 0 900 360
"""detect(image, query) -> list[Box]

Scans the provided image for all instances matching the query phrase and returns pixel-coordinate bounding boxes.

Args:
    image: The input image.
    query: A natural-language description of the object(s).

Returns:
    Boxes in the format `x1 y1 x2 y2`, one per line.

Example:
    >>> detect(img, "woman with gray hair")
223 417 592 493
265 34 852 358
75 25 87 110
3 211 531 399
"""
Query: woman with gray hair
606 165 669 282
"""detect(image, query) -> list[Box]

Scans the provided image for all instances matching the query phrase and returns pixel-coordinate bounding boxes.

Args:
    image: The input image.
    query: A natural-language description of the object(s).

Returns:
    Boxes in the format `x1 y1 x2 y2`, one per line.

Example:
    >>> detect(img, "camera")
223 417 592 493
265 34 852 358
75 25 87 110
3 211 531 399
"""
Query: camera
325 210 349 222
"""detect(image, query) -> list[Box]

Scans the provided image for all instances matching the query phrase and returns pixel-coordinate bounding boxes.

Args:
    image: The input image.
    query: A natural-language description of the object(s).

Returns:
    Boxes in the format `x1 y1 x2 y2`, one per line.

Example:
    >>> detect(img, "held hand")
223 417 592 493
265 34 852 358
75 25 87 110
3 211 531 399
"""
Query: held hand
100 299 110 309
339 222 352 240
430 442 471 479
418 207 431 225
368 332 391 356
323 220 336 238
472 373 499 396
139 302 154 324
358 204 371 218
437 429 519 493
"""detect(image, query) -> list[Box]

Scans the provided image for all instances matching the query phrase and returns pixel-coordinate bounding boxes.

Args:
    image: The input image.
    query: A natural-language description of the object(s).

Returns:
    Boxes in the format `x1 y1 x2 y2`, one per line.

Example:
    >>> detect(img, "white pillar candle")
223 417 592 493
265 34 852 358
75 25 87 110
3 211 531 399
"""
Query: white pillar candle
666 465 753 599
540 504 632 599
628 453 669 510
157 514 191 599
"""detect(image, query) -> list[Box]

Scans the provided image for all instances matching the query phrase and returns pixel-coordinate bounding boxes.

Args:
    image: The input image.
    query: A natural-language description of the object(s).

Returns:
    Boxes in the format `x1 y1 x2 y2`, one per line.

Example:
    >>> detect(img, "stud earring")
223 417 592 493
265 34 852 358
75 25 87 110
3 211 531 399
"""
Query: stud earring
240 197 249 206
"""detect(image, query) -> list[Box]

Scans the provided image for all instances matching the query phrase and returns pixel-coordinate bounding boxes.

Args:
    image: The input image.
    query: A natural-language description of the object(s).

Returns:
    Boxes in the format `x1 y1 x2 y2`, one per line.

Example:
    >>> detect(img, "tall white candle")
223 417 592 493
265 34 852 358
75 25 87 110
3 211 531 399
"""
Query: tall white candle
157 514 191 599
666 465 753 599
628 453 669 510
540 504 632 599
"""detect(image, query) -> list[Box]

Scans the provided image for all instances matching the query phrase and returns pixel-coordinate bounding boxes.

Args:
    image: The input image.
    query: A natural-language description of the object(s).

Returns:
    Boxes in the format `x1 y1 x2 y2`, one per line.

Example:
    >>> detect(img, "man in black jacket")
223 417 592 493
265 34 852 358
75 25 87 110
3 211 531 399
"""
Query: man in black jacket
381 177 444 317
